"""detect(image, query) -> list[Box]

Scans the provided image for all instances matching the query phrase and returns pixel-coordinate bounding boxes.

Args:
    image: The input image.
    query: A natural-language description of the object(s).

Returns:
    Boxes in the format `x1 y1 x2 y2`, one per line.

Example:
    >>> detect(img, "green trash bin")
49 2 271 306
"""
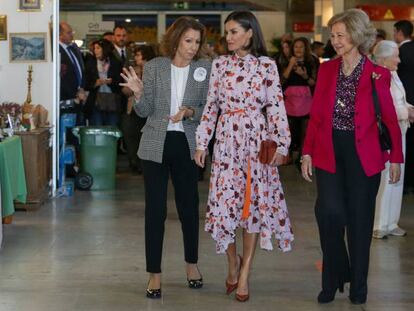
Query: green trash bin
73 126 122 190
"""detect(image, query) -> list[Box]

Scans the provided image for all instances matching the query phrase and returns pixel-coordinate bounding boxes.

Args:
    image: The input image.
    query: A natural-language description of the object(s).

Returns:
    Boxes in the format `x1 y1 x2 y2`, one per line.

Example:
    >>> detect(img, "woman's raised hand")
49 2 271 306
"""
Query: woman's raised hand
120 66 143 100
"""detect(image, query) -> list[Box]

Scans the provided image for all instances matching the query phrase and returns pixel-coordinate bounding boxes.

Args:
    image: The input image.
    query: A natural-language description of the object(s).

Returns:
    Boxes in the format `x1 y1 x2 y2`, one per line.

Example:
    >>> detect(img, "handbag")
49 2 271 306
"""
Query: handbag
258 105 290 165
371 75 392 151
95 92 121 112
259 139 277 164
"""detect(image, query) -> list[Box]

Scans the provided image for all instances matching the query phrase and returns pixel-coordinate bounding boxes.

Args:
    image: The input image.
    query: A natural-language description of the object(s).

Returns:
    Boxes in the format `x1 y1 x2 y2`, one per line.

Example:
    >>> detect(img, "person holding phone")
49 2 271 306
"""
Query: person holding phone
281 37 318 169
84 39 123 125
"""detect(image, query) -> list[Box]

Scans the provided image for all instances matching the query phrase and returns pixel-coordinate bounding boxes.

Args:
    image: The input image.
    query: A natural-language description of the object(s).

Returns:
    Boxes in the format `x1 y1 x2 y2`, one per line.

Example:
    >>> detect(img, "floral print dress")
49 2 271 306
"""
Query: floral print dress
196 54 294 254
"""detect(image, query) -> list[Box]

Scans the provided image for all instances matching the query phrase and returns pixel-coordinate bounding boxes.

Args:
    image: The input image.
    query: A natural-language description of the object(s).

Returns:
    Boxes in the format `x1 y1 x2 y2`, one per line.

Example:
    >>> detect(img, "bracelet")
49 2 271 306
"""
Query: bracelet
300 154 311 163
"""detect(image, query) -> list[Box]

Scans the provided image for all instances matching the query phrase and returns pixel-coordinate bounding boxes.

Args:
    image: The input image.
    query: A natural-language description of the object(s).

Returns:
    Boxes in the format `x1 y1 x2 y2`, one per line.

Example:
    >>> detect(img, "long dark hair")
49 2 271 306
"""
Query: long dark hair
224 11 267 57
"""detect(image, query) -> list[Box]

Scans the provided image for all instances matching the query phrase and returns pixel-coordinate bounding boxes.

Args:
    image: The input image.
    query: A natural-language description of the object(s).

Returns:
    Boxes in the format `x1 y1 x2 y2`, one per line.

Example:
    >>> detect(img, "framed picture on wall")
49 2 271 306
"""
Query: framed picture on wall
18 0 42 12
9 32 47 63
0 15 7 40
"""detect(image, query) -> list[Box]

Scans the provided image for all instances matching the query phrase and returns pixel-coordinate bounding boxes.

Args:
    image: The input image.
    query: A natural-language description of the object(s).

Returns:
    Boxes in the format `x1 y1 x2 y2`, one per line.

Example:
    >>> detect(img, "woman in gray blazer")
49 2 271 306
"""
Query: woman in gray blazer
121 16 211 299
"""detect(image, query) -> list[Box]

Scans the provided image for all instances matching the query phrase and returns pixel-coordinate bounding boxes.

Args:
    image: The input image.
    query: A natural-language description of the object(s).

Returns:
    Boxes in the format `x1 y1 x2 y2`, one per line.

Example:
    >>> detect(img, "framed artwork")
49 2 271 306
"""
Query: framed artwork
0 15 7 40
18 0 42 12
9 32 47 63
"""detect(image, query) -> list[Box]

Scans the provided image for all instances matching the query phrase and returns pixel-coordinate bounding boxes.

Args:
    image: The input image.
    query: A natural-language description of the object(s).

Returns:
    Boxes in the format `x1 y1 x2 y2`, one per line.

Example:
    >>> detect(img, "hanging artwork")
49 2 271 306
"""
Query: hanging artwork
18 0 42 12
9 32 47 63
0 15 7 40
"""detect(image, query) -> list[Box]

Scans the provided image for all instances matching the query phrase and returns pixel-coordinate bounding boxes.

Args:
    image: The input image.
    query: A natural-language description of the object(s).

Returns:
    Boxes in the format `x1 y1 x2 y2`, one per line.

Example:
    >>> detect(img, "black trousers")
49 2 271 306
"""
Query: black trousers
288 115 309 154
121 112 146 170
404 125 414 190
142 131 199 273
315 130 380 299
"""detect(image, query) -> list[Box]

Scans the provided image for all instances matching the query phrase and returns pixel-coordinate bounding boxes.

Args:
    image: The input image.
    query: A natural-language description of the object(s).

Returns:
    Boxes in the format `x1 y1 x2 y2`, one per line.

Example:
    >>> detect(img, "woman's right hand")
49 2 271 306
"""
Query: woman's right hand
194 149 206 168
288 56 297 68
301 155 313 182
120 66 143 101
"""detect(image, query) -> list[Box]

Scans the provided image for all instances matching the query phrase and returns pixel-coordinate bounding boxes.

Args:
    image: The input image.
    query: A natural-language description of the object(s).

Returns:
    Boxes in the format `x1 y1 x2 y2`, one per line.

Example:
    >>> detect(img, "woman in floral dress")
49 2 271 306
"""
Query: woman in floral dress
194 11 294 302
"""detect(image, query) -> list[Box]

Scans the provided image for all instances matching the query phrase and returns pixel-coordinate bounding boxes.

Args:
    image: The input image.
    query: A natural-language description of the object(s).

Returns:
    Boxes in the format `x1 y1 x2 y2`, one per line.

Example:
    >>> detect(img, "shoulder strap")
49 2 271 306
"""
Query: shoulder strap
371 73 382 123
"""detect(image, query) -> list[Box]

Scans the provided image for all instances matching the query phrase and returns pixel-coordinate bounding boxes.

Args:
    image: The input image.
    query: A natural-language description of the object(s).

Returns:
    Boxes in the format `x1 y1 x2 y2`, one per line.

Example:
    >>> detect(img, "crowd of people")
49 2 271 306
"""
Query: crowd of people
59 9 414 305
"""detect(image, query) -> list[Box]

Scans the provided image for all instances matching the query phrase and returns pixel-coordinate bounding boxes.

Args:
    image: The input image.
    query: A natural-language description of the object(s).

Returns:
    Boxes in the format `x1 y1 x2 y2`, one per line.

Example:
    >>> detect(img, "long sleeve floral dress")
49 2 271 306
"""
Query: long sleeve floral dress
196 54 294 254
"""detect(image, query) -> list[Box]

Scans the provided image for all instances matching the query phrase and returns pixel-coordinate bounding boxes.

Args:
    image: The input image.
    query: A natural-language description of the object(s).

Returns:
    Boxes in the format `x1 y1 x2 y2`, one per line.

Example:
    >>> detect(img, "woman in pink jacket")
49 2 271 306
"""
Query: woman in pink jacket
301 9 403 305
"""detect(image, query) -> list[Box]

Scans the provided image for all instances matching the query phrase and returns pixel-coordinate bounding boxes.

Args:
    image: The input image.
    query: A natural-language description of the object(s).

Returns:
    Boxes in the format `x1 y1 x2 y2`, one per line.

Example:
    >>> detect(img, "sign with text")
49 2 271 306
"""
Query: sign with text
357 5 414 21
87 21 115 34
293 22 314 33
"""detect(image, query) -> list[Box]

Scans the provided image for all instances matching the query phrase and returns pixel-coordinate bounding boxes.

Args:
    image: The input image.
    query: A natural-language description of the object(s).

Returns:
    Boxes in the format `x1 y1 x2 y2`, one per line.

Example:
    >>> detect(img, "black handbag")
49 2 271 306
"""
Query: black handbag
371 75 392 151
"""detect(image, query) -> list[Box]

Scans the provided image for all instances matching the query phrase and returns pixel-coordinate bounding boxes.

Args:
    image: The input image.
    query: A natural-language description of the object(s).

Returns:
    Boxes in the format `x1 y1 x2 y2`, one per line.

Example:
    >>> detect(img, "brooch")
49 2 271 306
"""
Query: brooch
193 67 207 82
372 72 382 80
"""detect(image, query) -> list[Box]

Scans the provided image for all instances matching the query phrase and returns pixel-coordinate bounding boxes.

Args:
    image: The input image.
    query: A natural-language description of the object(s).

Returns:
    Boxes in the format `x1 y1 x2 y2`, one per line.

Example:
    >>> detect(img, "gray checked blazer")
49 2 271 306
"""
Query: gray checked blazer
134 57 211 163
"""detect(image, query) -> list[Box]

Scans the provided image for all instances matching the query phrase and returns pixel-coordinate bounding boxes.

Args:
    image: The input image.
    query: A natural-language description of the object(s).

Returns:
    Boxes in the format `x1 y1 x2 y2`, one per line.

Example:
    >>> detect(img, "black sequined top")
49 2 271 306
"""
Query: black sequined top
332 57 366 131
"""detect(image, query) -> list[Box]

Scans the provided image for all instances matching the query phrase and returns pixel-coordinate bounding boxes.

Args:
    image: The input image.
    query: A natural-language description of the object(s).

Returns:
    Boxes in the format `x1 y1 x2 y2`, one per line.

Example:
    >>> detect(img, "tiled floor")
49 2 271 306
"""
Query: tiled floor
1 164 413 310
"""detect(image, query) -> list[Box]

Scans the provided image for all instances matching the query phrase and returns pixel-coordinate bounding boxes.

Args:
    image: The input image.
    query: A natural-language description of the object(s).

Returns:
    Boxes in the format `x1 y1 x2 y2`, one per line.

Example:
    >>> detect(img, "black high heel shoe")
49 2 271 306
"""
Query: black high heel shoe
349 295 366 305
146 280 162 299
187 266 203 289
317 284 344 304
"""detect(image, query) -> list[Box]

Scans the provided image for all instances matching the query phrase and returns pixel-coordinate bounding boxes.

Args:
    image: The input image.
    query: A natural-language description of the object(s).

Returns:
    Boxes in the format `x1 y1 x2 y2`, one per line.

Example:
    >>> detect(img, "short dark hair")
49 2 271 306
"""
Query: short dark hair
134 45 156 62
113 25 127 33
311 41 324 51
394 20 413 38
224 11 267 57
376 29 386 40
160 16 207 60
103 31 114 37
93 39 114 59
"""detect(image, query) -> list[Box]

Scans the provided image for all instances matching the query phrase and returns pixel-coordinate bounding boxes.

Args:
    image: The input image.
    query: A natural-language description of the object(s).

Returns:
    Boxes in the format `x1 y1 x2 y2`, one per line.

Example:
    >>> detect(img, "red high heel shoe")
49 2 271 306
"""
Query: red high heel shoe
235 292 249 302
225 254 242 295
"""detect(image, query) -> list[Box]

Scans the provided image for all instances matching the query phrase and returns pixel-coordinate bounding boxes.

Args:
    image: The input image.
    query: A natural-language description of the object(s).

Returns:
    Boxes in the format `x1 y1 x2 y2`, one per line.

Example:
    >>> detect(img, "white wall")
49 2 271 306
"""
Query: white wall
0 0 54 122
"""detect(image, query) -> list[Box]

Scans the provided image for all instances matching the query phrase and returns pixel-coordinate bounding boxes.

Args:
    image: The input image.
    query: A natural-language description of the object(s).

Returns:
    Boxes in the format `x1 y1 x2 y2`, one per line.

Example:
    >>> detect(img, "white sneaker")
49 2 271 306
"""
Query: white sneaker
373 230 388 239
389 227 406 237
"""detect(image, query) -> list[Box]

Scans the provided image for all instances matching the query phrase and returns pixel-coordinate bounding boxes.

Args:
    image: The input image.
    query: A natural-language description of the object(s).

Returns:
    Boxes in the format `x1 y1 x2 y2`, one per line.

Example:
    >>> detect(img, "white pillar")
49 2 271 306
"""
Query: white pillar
157 13 166 43
314 0 344 43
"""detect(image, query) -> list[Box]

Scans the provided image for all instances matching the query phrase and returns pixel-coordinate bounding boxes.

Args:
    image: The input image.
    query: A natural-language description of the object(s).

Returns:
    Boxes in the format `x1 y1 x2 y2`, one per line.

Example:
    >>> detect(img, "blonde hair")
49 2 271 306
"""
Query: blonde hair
328 9 376 54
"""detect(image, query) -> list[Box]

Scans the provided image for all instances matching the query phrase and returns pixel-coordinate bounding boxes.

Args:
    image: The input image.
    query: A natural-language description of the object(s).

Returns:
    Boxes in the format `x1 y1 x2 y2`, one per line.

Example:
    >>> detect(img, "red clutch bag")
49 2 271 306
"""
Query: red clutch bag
259 140 277 164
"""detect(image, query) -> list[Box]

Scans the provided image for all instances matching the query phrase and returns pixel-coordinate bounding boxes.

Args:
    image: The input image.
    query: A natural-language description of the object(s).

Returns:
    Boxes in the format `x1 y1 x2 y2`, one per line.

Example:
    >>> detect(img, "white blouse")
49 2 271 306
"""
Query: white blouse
168 64 189 132
390 71 412 134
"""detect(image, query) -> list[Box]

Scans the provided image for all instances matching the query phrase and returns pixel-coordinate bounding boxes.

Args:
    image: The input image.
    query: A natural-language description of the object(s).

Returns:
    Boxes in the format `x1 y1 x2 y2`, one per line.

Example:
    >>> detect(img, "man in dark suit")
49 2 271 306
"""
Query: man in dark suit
59 21 85 116
113 25 135 161
112 26 133 67
394 20 414 192
59 21 86 178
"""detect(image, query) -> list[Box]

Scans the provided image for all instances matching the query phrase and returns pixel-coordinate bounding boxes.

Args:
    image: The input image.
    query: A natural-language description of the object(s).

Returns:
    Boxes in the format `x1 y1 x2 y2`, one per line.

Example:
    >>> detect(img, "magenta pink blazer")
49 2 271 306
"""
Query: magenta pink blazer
302 57 403 177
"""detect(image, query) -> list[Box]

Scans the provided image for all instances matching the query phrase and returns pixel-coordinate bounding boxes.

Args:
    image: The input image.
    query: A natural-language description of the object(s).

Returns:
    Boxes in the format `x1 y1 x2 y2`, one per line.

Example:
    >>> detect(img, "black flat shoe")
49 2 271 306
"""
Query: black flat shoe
146 288 162 299
317 284 344 304
187 277 203 289
349 295 366 305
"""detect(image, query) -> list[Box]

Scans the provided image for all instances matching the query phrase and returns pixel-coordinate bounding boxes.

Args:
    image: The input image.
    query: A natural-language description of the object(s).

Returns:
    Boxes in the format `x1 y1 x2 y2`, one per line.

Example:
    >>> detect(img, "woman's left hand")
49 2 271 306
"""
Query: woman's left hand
269 152 286 166
169 107 193 123
389 163 401 184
